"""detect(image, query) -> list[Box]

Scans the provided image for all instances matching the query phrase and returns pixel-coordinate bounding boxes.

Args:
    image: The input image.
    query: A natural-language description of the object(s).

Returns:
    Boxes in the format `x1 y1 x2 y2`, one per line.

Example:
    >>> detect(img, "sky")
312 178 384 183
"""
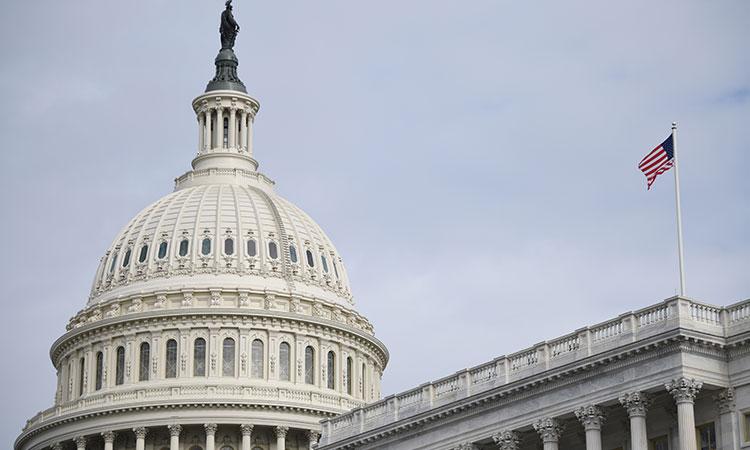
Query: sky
1 0 748 445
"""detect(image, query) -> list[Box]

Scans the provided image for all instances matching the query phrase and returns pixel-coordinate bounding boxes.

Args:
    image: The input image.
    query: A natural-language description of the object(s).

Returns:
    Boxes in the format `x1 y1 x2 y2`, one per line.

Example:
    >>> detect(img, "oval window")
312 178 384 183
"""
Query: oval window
179 239 189 257
109 253 118 273
122 249 132 268
289 245 298 263
306 250 315 268
138 244 149 263
333 260 339 279
268 242 278 260
224 238 234 255
201 238 211 256
247 239 257 257
321 255 329 273
158 242 168 259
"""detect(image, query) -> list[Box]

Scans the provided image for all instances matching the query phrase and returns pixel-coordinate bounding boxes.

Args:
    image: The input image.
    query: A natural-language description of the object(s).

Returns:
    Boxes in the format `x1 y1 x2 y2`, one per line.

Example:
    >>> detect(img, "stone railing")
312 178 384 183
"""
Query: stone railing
320 296 750 444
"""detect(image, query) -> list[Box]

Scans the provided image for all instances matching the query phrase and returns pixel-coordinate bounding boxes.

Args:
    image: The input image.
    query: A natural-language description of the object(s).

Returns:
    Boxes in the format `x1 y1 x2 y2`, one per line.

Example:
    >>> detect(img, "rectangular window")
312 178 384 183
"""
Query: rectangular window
696 423 717 450
649 436 669 450
744 412 750 443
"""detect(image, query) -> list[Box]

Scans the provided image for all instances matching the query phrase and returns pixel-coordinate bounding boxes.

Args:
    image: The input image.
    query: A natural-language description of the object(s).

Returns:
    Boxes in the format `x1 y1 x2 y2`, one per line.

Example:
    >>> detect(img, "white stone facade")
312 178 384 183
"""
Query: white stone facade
319 297 750 450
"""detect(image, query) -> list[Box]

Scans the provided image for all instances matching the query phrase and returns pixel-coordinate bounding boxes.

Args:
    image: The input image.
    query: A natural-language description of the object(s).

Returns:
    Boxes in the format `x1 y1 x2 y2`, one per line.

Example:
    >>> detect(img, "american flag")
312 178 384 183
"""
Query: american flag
638 135 674 190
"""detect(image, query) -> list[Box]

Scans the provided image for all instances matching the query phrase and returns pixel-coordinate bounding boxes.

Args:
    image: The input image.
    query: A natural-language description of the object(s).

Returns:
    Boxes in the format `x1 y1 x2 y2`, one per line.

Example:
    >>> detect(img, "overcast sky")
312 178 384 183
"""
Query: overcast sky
1 0 748 445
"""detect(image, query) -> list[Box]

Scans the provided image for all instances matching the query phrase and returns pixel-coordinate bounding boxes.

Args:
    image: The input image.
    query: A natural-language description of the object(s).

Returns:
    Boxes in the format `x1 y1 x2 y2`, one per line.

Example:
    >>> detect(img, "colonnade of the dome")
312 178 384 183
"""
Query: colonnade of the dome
195 95 257 157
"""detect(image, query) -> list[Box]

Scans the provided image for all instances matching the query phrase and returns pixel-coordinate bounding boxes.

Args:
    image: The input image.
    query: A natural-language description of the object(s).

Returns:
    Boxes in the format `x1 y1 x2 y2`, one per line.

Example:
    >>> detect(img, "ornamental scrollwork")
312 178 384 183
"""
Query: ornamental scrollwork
665 377 702 404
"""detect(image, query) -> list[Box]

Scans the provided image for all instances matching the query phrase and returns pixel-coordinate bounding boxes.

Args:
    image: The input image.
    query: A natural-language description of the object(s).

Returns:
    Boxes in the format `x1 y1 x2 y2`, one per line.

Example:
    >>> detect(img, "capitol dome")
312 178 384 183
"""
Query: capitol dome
16 6 387 450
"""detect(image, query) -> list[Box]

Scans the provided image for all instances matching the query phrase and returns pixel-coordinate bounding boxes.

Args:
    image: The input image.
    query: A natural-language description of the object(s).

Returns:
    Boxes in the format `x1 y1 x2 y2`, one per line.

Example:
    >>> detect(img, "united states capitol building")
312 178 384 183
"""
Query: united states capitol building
15 5 750 450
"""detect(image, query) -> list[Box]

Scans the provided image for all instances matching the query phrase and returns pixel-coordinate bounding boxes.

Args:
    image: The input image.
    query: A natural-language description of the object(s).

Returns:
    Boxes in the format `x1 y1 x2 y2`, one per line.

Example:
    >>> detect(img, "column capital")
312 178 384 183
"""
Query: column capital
665 377 702 404
74 436 87 448
575 405 606 431
240 424 254 436
275 425 289 439
307 430 321 443
133 427 148 439
168 424 182 437
619 391 650 417
491 430 521 450
533 417 564 443
101 431 117 443
714 387 736 414
204 423 218 436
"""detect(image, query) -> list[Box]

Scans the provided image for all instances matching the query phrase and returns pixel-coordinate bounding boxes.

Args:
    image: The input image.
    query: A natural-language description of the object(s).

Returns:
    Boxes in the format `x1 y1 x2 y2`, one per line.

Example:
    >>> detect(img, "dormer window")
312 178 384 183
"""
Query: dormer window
109 253 118 273
224 238 234 255
179 239 189 257
122 249 132 268
201 238 212 256
306 250 315 268
157 242 168 260
246 239 257 257
268 241 279 260
321 255 329 273
289 245 298 263
138 244 149 263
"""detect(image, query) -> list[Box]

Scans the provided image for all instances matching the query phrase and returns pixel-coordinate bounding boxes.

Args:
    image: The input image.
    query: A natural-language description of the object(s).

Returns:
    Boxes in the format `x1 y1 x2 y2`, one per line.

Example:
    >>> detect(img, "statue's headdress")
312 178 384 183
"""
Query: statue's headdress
225 0 232 7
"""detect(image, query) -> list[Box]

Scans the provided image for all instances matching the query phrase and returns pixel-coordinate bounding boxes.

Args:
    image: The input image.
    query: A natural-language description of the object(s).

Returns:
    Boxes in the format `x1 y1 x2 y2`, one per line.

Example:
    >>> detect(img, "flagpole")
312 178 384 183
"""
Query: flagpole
672 122 686 296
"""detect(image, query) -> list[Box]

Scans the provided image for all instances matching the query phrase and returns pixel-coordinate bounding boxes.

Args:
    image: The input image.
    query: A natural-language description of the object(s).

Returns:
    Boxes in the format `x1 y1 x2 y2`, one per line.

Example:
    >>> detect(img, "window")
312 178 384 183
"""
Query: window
346 357 353 395
194 338 206 377
157 241 168 259
251 339 264 379
179 239 189 257
165 339 177 378
289 245 298 263
138 244 149 263
95 352 103 390
222 338 235 376
327 351 335 389
306 250 315 267
122 249 131 268
360 363 366 398
304 346 315 384
697 423 717 450
109 253 118 273
279 342 291 381
224 238 234 255
201 238 211 256
247 239 257 257
333 260 339 279
223 117 229 147
321 255 329 273
78 357 85 396
649 436 668 450
268 242 278 260
745 411 750 443
115 346 125 385
139 342 150 381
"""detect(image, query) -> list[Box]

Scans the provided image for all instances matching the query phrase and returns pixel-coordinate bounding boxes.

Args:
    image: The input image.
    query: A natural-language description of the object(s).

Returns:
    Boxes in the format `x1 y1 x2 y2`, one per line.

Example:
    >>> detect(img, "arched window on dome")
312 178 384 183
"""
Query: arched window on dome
178 239 189 257
222 338 235 377
109 253 118 274
279 342 291 381
138 244 149 263
165 339 177 378
115 346 125 385
327 351 335 389
346 357 353 395
246 239 257 257
321 255 329 274
289 245 298 263
251 339 264 379
360 362 367 399
95 351 103 391
157 241 168 260
194 338 206 377
304 346 315 385
78 357 85 397
333 259 340 280
201 237 212 256
122 248 132 268
224 237 234 256
268 241 279 260
306 249 315 268
139 342 150 381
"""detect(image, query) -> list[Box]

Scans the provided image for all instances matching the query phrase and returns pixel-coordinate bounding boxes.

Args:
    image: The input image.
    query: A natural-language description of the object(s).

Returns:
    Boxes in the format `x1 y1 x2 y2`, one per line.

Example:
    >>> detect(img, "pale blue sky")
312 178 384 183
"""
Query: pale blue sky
1 0 748 445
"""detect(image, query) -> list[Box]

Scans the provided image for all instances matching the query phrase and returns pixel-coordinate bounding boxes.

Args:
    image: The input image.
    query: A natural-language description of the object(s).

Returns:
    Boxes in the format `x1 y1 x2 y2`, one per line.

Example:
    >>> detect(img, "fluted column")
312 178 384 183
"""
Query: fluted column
247 114 254 158
204 110 212 151
133 427 148 450
101 431 116 450
307 430 321 450
533 418 564 450
228 108 237 149
239 111 248 152
715 387 738 450
198 113 205 152
168 424 182 450
276 425 289 450
205 424 217 450
215 108 224 148
575 405 606 450
619 392 649 450
666 378 702 450
240 424 253 450
74 436 86 450
491 430 521 450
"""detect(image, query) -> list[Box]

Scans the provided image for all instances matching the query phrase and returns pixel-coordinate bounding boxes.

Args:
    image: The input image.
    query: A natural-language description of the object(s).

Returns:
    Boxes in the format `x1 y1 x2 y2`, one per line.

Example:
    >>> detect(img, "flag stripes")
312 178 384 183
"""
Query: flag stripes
638 135 674 190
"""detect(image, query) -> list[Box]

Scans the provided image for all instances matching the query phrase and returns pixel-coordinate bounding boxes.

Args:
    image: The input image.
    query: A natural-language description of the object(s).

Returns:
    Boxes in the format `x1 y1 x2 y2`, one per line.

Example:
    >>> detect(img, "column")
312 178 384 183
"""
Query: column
666 377 702 450
533 418 564 450
247 114 254 158
168 424 182 450
205 423 217 450
101 431 116 450
276 425 288 450
204 110 212 151
715 388 739 450
239 111 248 152
575 405 606 450
198 113 205 152
228 108 237 149
240 424 253 450
491 430 520 450
619 392 649 450
307 430 321 450
74 436 87 450
216 108 224 148
133 427 148 450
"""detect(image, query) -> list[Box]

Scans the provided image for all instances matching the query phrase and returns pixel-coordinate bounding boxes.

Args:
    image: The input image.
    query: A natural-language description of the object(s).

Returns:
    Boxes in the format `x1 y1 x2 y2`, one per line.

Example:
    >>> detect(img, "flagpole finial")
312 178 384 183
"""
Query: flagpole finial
672 121 677 129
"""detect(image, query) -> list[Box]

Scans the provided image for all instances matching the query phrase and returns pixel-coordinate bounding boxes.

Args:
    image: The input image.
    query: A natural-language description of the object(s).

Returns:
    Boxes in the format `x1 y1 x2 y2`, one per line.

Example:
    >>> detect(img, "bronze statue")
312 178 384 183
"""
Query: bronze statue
220 0 240 50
